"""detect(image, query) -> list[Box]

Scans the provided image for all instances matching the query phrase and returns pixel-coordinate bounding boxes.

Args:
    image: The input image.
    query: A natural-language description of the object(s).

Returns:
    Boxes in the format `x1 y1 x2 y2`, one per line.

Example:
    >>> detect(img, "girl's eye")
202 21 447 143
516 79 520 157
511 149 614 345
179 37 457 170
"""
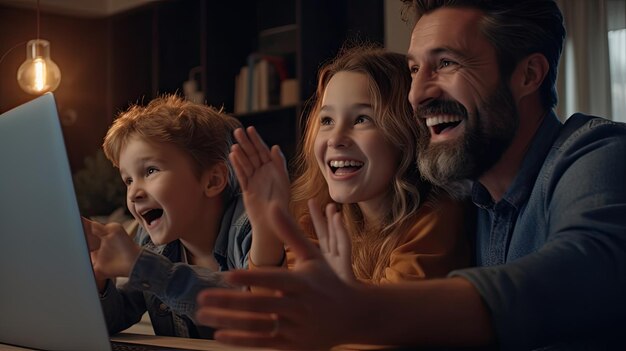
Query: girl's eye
146 167 158 176
355 115 370 124
409 65 419 74
124 177 133 186
320 116 333 125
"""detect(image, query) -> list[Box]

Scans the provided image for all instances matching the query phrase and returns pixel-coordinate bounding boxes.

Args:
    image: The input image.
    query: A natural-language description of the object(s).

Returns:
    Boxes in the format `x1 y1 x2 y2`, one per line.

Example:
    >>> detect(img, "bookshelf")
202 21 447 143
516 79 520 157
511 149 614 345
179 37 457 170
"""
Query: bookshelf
109 0 384 167
220 0 384 165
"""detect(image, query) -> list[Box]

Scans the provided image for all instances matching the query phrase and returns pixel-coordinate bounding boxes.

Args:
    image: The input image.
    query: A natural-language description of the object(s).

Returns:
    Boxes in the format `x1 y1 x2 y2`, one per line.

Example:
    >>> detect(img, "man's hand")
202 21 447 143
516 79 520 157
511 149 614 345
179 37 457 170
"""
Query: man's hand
195 202 368 349
309 199 356 283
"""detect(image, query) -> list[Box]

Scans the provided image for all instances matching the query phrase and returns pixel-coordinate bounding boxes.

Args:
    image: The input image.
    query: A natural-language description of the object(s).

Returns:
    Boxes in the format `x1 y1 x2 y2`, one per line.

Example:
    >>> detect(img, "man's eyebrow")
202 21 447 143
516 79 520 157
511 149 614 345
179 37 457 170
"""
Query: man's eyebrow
407 46 468 62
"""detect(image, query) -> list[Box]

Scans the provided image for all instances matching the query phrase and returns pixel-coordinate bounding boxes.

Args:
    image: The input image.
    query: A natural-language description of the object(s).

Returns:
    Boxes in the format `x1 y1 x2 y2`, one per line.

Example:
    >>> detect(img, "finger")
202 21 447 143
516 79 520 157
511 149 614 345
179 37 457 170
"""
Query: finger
270 145 289 181
81 218 101 251
229 150 249 190
308 199 329 253
219 269 308 295
197 286 301 317
268 201 322 262
332 209 352 258
82 217 105 237
233 127 262 168
196 307 277 335
247 126 272 164
325 204 339 256
230 144 255 180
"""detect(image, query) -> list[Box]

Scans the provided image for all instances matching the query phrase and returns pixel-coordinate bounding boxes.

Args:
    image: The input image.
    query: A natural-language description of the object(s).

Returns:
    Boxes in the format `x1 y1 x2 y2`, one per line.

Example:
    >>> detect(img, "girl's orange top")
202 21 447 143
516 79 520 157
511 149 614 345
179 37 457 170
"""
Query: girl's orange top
250 193 473 284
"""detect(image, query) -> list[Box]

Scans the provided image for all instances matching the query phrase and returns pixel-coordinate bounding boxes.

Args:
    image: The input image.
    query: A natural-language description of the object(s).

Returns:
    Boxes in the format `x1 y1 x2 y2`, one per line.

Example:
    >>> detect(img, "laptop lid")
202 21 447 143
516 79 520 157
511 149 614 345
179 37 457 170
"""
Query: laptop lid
0 93 111 351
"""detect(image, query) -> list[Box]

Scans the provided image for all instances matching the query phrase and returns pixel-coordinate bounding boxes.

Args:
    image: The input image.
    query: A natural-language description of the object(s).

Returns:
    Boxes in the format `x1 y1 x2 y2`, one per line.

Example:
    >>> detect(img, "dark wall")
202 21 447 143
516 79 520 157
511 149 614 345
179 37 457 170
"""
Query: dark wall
0 0 384 175
0 5 109 172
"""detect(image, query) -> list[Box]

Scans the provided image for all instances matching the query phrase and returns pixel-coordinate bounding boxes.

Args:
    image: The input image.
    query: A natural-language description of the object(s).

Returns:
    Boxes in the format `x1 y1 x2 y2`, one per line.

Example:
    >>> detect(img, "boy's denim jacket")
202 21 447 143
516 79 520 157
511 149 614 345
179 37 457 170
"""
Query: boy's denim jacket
100 191 251 339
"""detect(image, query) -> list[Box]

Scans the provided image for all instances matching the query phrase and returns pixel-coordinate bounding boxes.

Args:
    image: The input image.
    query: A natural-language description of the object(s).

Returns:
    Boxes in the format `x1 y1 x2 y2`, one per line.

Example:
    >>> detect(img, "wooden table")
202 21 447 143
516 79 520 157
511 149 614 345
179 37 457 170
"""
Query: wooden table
0 333 275 351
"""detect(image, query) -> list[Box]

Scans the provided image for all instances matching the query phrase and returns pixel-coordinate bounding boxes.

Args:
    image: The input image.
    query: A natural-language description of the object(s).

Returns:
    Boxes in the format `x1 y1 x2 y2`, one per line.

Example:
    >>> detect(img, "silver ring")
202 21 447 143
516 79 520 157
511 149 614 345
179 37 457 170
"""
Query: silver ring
270 313 279 337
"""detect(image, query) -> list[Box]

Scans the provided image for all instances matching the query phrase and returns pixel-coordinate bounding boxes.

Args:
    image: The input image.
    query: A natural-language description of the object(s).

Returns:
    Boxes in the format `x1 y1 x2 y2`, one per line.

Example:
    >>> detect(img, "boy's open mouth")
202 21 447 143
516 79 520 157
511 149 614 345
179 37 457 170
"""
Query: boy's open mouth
141 209 163 225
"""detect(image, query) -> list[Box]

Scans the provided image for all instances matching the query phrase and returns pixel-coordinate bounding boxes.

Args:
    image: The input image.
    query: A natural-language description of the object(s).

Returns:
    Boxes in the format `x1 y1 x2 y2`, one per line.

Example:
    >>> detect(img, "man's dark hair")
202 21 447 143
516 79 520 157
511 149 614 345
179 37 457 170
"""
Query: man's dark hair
402 0 565 110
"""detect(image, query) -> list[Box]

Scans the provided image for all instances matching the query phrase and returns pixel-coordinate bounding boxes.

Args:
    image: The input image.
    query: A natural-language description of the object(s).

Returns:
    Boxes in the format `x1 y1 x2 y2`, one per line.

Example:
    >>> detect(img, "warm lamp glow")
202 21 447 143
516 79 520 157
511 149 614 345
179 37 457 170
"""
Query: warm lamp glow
17 39 61 95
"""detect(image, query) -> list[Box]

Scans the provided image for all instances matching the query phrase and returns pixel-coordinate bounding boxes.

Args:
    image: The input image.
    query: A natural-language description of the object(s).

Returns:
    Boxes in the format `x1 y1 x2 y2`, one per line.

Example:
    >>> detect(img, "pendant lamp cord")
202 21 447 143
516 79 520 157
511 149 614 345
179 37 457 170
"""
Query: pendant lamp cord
0 1 38 70
37 0 40 40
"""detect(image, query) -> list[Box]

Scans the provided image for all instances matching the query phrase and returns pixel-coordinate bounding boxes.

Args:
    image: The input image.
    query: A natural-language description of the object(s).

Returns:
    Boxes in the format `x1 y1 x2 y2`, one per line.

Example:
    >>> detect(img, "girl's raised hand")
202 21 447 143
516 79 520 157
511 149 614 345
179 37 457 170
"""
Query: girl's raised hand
230 126 291 266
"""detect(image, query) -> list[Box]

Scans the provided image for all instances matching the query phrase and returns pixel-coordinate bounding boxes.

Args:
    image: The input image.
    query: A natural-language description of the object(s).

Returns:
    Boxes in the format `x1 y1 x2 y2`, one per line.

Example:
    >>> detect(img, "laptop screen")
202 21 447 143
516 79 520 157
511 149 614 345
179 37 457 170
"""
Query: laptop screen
0 93 112 351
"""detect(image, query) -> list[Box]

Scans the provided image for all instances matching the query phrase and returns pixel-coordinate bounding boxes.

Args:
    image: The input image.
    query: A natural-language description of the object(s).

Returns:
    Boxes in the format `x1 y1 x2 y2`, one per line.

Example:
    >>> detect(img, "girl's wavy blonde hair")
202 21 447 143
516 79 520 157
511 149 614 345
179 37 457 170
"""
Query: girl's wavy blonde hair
290 45 432 282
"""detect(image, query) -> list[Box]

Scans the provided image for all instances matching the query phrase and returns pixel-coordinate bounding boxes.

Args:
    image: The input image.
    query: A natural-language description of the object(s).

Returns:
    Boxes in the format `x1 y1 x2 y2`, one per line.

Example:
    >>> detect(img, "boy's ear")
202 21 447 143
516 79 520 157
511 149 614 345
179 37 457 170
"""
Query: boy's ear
201 162 229 198
509 53 549 101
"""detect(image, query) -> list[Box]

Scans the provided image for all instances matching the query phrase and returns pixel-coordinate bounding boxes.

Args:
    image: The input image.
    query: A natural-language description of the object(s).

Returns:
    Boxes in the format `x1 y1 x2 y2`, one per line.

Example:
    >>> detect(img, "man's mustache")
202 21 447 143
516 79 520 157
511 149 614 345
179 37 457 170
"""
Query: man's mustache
416 99 468 119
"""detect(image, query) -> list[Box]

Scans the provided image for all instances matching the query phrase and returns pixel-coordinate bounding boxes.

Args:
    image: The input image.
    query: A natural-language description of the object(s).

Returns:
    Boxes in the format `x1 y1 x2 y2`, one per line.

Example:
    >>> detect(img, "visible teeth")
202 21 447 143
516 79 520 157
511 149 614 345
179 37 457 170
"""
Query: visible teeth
329 160 363 168
426 115 463 127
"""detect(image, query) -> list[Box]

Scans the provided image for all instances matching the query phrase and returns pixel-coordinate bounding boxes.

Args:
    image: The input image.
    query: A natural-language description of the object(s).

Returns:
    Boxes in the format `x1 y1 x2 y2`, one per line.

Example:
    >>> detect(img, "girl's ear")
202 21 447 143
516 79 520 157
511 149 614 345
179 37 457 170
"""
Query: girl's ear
509 53 549 101
201 162 229 198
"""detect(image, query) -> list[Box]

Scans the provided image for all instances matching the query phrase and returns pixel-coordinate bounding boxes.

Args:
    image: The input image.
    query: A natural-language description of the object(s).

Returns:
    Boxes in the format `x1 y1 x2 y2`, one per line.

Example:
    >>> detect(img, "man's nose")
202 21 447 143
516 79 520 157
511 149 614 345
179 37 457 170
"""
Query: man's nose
409 69 442 113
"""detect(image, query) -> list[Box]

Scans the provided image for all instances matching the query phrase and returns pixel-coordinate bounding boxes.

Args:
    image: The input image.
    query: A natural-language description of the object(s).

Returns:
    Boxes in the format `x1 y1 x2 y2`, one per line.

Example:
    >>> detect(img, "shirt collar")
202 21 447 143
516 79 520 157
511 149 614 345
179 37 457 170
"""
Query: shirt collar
472 111 563 210
212 190 241 268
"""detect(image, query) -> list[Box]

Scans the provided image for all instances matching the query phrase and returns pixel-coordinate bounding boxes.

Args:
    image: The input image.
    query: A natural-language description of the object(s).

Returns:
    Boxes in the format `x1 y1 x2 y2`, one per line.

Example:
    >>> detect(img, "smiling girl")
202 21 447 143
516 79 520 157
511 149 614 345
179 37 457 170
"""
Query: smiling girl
232 45 471 284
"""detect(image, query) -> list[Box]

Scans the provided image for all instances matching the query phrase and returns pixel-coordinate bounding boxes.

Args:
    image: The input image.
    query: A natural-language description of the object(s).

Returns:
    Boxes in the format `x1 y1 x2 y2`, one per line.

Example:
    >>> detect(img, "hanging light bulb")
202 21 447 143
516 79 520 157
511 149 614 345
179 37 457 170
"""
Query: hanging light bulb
15 0 61 95
17 39 61 94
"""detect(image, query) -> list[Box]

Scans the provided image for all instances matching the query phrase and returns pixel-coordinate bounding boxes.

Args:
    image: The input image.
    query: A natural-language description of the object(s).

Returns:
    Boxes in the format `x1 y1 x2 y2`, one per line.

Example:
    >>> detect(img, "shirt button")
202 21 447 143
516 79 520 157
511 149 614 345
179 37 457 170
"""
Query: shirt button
159 303 168 312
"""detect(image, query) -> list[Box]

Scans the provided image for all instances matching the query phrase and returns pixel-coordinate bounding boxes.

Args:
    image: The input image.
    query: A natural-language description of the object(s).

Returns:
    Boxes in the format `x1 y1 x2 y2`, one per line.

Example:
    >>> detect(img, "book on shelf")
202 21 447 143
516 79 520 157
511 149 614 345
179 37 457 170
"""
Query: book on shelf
234 53 297 114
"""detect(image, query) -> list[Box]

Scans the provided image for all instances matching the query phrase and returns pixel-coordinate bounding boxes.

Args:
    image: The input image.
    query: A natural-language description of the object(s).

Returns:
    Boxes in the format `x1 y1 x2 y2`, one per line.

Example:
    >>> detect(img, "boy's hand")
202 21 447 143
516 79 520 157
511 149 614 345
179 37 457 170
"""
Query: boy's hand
82 218 141 280
230 127 290 266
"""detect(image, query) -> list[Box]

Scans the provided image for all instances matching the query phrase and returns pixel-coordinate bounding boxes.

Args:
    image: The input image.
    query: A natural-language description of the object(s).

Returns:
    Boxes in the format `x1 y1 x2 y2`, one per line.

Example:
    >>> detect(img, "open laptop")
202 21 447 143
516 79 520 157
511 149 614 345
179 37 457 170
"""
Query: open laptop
0 94 205 351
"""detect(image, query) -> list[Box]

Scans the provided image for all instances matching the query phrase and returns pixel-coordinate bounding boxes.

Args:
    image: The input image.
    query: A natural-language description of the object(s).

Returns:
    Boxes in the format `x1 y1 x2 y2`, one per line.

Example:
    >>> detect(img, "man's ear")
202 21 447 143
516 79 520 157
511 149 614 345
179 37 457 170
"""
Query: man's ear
510 53 549 100
201 162 229 198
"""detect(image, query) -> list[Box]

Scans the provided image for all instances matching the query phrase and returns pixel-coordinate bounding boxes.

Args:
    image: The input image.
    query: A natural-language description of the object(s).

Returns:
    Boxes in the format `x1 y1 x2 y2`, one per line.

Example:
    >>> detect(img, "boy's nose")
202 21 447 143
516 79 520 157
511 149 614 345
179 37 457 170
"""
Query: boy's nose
127 184 146 203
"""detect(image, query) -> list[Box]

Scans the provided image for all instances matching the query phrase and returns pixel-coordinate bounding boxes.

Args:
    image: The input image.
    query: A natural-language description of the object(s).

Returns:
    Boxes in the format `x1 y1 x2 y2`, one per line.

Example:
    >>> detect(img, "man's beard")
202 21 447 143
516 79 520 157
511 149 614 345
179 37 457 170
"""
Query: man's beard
415 83 519 188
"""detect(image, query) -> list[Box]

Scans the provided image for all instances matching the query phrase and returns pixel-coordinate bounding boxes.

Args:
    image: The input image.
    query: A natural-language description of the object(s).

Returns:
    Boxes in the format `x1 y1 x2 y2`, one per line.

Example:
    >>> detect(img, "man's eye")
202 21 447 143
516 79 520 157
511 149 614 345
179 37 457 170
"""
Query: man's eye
439 59 457 69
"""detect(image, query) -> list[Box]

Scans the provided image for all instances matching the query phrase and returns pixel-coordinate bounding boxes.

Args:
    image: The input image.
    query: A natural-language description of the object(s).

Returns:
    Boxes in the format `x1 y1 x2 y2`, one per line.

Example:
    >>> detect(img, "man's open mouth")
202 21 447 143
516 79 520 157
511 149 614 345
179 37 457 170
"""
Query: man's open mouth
426 115 463 135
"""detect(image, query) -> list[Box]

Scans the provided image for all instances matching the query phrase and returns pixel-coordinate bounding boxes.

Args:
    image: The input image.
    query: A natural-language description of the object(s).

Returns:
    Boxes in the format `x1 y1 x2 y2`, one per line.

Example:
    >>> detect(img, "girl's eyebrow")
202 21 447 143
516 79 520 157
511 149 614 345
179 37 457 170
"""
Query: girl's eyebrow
351 103 374 110
320 105 334 113
321 103 373 112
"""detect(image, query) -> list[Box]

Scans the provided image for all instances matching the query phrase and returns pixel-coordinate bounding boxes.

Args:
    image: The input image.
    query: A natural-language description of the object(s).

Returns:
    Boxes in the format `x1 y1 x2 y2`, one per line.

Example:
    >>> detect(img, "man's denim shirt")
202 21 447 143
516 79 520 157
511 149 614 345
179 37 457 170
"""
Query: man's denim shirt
100 191 251 338
450 112 626 350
